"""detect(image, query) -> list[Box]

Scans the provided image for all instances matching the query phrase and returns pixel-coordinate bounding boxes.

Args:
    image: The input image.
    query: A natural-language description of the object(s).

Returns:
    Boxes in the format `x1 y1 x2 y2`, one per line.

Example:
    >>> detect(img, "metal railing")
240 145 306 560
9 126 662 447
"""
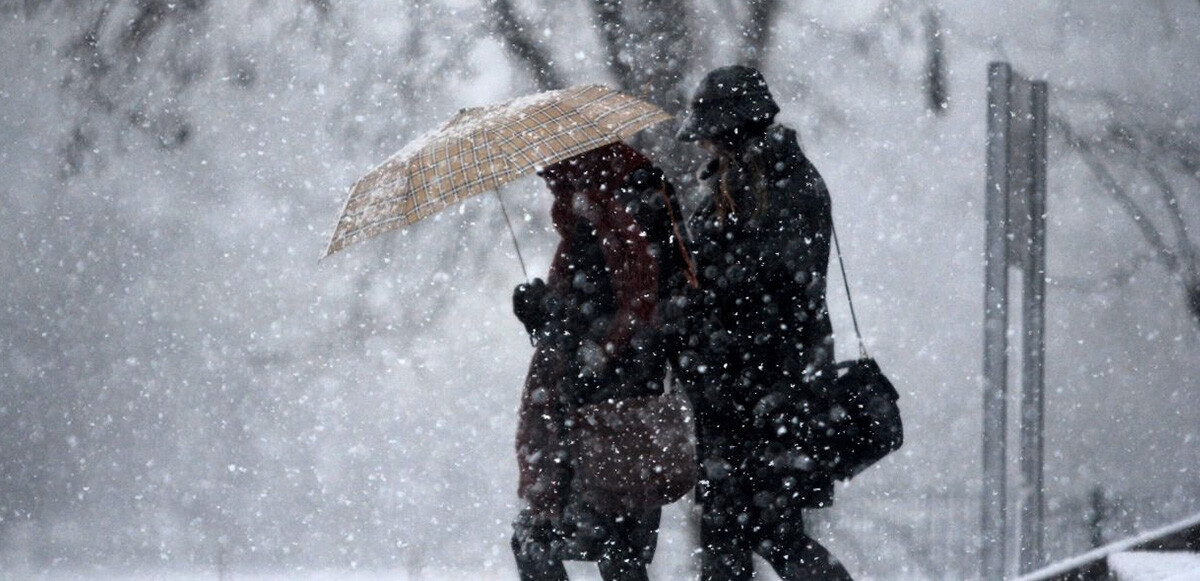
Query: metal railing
1013 511 1200 581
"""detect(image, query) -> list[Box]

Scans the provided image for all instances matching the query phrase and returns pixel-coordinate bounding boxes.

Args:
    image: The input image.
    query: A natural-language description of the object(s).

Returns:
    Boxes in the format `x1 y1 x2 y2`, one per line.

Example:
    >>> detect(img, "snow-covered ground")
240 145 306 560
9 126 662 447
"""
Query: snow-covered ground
1 569 509 581
1110 552 1200 581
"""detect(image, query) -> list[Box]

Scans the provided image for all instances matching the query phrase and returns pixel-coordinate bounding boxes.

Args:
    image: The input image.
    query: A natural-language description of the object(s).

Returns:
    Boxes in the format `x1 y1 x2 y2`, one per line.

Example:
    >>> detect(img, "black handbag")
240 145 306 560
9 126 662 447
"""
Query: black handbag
824 221 904 481
827 357 903 480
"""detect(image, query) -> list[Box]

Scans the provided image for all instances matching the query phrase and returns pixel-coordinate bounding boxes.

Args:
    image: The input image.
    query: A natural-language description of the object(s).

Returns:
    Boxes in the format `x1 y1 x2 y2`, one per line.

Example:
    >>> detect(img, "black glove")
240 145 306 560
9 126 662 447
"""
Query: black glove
623 166 665 191
513 278 550 337
661 286 709 339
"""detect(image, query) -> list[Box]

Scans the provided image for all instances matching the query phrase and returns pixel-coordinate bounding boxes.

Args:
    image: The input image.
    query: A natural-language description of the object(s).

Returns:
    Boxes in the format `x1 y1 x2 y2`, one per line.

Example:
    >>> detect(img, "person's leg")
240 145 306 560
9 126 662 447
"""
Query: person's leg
754 509 852 581
512 510 569 581
596 509 659 581
699 499 754 581
597 556 650 581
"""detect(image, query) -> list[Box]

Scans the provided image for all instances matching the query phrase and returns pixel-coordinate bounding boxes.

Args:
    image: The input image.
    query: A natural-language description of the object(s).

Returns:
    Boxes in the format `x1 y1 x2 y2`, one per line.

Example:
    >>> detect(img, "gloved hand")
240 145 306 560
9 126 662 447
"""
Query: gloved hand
513 278 550 337
660 286 711 351
623 166 665 191
577 340 607 376
661 286 706 323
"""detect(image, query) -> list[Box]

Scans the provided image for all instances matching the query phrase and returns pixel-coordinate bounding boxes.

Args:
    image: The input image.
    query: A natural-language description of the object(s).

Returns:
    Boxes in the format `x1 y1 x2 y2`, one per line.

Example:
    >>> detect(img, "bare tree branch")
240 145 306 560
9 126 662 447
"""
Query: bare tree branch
1053 116 1180 272
1101 121 1199 290
638 0 693 114
1140 158 1200 324
575 0 698 180
1112 124 1196 264
923 7 949 114
1138 125 1200 191
1050 253 1158 293
1143 162 1198 283
488 0 565 91
119 0 170 57
588 0 635 92
1056 115 1200 325
741 0 781 70
307 0 331 18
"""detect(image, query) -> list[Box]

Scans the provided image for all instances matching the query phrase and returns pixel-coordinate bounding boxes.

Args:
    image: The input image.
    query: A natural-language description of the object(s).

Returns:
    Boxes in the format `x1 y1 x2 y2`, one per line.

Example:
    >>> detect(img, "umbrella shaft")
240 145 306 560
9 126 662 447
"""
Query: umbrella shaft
494 190 530 281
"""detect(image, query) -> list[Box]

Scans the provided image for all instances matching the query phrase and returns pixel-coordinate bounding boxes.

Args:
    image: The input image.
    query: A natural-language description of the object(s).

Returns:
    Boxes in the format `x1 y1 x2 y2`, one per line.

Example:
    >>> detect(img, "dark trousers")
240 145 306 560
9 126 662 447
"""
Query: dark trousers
699 487 852 581
512 507 659 581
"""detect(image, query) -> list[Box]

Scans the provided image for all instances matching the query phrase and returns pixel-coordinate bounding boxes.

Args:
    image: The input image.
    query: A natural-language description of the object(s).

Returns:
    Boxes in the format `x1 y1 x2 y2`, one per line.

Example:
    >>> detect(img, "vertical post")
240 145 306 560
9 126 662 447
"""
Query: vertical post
1088 486 1107 549
982 61 1012 581
1019 80 1049 574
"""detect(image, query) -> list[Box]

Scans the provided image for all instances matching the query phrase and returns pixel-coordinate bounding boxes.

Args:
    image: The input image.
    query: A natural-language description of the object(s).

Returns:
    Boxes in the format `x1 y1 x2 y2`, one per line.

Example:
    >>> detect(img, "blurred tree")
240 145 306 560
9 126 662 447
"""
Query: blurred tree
53 0 210 176
487 0 790 181
1053 114 1200 329
1 0 490 567
923 7 948 115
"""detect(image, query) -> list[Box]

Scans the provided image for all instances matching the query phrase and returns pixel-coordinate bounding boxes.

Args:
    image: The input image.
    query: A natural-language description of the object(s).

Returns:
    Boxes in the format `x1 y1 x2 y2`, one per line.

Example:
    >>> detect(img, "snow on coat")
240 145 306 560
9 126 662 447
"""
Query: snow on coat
681 124 838 509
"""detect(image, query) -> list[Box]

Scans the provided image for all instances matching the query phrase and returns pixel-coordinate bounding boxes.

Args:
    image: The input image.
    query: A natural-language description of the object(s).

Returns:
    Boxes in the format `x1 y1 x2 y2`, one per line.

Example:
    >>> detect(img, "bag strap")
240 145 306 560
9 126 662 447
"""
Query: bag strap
831 219 869 360
656 184 700 289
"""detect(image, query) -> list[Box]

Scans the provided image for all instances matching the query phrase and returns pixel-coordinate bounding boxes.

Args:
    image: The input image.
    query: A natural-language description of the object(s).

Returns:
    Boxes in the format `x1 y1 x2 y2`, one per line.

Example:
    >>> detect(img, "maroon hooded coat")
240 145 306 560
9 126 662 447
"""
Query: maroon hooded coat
515 143 660 516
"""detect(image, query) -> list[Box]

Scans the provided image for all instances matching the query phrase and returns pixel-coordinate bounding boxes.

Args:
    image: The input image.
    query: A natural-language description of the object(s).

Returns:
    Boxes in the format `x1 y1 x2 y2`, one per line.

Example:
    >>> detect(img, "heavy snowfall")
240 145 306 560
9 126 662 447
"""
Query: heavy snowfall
1 1 1197 579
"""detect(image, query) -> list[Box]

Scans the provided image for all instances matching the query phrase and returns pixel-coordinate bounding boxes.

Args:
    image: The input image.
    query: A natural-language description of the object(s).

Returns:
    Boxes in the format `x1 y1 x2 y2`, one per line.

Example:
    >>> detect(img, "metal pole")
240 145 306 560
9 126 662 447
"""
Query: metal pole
1019 79 1049 574
982 61 1012 581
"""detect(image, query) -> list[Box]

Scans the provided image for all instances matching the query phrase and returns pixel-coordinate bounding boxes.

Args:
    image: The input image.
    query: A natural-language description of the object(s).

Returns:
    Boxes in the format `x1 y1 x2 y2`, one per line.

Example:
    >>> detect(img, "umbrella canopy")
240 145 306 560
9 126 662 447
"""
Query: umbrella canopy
323 84 672 257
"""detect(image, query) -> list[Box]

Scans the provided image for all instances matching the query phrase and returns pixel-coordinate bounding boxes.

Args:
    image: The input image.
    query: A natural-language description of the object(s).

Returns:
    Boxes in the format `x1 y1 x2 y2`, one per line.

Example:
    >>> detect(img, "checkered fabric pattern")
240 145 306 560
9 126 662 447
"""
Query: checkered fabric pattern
324 84 672 257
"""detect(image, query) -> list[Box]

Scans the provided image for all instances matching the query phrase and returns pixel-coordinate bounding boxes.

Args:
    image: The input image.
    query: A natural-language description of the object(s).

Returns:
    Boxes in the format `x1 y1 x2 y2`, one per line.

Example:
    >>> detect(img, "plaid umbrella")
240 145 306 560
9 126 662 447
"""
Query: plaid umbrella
323 84 672 259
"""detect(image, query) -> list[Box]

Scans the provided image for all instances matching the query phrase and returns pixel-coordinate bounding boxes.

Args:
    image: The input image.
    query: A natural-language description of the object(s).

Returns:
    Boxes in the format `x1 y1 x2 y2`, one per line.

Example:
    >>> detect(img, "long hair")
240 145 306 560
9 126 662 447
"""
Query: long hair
709 142 769 222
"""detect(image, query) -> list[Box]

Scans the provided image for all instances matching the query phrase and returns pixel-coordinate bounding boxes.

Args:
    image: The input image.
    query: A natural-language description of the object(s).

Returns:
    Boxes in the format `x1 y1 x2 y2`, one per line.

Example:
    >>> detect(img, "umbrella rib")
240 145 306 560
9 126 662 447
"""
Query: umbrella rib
493 189 529 281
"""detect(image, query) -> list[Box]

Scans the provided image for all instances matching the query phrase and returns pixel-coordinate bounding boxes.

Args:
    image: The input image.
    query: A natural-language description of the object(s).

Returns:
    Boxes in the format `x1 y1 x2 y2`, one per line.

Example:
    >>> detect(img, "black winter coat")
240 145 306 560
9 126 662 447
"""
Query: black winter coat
680 124 837 509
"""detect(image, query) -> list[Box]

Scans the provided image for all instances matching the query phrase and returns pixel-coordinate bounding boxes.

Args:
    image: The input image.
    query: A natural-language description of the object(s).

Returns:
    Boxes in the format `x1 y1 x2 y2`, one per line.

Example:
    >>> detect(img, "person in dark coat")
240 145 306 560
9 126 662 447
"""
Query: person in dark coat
510 142 686 581
673 65 853 581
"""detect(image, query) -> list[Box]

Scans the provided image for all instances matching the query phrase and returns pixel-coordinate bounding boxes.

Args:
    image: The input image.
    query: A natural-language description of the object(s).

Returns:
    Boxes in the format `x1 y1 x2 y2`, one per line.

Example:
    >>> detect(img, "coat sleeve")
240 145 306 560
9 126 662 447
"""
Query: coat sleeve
756 136 836 380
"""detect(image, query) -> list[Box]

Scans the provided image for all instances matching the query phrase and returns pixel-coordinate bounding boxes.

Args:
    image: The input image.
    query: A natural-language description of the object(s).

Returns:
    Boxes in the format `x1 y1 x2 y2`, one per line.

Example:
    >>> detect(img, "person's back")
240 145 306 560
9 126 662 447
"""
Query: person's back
675 65 852 581
688 124 834 412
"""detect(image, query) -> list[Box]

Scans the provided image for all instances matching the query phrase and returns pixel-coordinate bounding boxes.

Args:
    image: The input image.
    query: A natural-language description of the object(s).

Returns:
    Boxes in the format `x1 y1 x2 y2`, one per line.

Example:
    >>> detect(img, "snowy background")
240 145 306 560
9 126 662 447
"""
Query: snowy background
1 1 1197 579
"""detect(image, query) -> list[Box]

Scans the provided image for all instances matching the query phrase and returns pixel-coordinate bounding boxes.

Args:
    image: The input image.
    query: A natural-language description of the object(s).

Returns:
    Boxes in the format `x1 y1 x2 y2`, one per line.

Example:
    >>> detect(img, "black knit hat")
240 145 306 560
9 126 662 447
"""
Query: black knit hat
676 65 780 142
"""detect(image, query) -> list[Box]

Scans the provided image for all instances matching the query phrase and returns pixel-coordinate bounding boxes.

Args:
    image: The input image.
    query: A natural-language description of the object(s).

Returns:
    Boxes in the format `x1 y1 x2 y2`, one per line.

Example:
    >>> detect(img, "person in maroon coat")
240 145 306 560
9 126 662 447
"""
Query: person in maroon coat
510 142 678 581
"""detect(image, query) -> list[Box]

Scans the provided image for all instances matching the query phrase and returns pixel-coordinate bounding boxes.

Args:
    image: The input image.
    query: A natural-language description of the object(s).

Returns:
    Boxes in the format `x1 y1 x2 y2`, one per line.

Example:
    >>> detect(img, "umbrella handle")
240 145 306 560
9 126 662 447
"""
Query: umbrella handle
494 190 530 282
